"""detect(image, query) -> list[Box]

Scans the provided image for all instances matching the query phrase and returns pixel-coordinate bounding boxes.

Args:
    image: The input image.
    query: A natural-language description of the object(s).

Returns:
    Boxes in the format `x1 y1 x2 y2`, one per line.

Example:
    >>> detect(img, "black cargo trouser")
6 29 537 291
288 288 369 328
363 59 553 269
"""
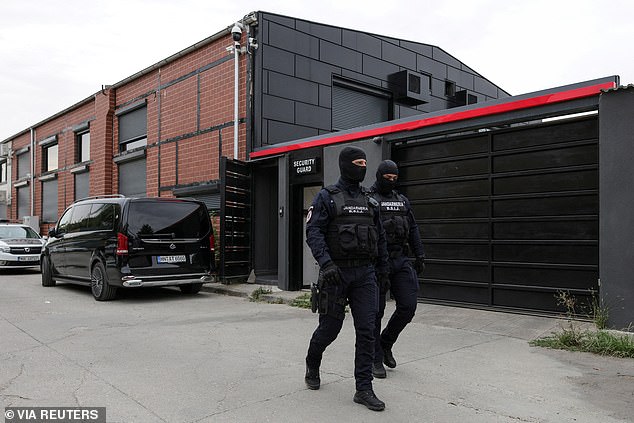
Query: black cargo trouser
306 264 378 391
374 255 419 364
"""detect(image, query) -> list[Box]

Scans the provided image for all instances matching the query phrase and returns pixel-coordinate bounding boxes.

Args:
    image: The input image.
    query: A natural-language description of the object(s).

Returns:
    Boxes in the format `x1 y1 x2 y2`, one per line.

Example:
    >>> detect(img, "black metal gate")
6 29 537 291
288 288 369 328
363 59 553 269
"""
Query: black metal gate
393 116 599 313
219 157 252 282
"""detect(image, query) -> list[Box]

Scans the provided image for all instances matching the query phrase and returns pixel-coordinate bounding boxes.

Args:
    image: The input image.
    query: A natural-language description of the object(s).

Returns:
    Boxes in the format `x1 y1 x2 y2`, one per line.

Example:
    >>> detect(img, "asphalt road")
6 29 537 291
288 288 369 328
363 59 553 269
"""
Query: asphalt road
1 270 633 423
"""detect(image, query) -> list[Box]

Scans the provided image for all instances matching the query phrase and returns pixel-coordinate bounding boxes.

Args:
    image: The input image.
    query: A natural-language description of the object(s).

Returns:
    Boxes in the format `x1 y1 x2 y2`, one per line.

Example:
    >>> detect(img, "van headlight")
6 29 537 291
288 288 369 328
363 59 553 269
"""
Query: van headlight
0 245 10 253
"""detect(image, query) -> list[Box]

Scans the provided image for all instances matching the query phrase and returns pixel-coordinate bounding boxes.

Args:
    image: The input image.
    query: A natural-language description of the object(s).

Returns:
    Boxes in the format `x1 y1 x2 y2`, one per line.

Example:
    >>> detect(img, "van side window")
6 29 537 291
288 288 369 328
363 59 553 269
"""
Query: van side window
57 209 73 234
67 204 92 233
88 204 115 231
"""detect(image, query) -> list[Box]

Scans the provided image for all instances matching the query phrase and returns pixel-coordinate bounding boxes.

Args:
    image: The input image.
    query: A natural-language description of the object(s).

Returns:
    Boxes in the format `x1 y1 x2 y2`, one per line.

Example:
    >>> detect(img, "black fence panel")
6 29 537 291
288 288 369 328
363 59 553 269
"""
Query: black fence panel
219 157 252 281
393 116 599 313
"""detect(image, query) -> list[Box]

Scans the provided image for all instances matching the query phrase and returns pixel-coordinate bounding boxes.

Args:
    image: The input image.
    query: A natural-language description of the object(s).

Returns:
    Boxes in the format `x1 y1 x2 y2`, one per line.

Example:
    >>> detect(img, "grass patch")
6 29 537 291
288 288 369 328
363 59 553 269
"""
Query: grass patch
249 286 286 304
530 290 634 358
290 293 312 309
530 328 634 358
249 286 272 302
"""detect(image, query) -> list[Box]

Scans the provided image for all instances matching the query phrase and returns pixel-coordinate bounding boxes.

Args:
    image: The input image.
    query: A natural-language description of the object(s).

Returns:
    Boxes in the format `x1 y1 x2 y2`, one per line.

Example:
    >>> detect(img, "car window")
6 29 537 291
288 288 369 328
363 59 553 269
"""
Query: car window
57 208 73 234
87 203 116 231
67 204 92 233
127 200 210 238
0 226 41 239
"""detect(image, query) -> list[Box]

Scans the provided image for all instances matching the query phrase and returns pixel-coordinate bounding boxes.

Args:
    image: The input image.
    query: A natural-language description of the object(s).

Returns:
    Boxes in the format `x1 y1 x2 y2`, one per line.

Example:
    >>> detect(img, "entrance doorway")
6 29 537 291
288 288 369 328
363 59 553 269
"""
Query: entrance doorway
302 185 321 288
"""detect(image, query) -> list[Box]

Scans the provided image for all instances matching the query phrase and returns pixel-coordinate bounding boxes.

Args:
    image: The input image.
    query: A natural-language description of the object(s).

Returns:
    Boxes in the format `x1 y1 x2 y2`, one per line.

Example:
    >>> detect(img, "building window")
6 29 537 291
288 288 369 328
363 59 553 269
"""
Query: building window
17 152 29 179
76 131 90 163
17 186 29 220
43 143 58 172
332 78 391 131
74 171 89 201
0 160 6 183
118 105 147 152
42 179 58 223
118 158 147 197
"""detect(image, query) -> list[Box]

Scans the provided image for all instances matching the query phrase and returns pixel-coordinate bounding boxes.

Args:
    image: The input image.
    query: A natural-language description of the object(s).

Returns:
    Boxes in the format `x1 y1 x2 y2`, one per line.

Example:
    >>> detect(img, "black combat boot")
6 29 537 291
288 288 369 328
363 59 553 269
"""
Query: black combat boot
353 389 385 411
372 362 386 379
305 364 320 390
381 342 396 368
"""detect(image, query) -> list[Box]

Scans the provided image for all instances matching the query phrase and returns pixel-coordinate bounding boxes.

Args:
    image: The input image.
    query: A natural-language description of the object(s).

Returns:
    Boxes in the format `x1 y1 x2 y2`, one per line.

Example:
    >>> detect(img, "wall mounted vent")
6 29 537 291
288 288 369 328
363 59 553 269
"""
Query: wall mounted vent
454 90 478 106
388 70 430 106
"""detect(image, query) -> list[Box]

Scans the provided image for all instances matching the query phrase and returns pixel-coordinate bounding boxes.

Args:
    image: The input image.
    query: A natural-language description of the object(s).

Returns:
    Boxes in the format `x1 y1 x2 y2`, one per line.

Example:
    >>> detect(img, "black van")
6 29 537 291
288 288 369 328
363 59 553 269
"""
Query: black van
41 195 215 301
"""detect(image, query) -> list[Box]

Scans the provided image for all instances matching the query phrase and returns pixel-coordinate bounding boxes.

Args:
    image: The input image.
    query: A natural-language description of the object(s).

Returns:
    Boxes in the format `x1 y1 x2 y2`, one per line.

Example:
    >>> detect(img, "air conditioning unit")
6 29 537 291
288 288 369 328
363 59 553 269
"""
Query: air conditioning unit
0 143 10 157
454 90 478 107
388 70 430 106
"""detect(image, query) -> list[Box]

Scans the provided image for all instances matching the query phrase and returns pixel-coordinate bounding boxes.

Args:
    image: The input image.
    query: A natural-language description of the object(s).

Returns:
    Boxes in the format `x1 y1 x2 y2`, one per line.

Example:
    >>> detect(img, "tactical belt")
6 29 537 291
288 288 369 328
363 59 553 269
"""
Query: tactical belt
333 259 373 268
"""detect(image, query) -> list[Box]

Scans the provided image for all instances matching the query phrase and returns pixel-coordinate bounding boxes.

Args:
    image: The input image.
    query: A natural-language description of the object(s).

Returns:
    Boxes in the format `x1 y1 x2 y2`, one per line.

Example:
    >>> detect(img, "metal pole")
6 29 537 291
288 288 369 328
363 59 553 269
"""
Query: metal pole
234 44 239 160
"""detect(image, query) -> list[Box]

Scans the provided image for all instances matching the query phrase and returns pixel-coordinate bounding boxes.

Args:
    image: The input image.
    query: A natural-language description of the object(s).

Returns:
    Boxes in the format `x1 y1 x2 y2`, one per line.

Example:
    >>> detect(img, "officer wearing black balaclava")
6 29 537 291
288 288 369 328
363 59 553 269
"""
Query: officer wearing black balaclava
369 160 425 379
304 146 389 412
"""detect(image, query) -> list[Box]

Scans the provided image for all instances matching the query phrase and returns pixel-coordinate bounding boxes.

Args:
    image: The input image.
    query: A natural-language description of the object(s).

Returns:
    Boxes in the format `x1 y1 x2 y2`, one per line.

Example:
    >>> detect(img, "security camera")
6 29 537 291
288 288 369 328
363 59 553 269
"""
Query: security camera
248 37 258 50
231 24 242 43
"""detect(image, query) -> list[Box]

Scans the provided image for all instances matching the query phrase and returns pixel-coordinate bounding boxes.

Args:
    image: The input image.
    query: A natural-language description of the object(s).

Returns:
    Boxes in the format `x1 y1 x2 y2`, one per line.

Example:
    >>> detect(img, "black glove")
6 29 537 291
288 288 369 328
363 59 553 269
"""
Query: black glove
414 257 425 276
320 261 341 285
377 272 391 293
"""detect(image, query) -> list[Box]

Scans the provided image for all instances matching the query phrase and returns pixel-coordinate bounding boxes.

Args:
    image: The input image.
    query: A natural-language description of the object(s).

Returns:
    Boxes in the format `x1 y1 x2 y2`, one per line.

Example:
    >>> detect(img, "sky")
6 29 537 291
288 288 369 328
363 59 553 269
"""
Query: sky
1 0 631 140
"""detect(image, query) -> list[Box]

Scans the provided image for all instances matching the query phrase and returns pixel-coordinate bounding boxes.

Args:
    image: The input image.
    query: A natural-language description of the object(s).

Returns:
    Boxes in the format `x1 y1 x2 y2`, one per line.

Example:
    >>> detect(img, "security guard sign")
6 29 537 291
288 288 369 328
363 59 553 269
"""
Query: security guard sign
292 157 319 175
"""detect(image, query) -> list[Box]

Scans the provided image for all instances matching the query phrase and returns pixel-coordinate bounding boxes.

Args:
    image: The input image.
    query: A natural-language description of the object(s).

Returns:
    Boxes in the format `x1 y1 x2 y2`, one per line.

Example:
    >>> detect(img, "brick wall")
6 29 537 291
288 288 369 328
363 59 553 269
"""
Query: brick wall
3 31 249 231
9 100 95 233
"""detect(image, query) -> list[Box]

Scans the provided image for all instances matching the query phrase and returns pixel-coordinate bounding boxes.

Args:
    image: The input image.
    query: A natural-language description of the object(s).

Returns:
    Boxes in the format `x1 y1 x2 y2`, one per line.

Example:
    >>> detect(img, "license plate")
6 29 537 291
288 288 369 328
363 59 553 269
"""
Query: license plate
157 255 186 264
18 256 40 262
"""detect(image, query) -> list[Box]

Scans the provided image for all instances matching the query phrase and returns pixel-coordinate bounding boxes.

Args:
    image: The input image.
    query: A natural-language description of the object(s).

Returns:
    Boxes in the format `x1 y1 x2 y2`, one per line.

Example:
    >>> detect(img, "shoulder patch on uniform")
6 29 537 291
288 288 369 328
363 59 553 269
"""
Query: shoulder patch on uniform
306 206 314 223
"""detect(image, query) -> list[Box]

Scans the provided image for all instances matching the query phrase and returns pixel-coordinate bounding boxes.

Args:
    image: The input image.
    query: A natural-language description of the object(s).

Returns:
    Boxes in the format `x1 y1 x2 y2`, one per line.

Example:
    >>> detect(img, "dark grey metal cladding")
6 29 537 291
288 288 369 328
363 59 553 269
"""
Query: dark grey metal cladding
381 41 417 70
295 56 341 86
399 39 433 57
267 120 318 144
295 102 331 131
447 66 475 91
362 55 400 80
342 30 382 56
268 21 319 59
268 72 319 105
599 86 634 329
319 40 363 72
262 95 294 123
262 45 295 76
254 11 510 149
295 20 342 44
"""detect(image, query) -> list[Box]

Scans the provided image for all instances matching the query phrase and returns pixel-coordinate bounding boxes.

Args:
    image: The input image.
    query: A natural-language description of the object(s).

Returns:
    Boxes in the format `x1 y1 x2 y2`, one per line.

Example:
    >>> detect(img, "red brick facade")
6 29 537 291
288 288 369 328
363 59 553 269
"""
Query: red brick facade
4 32 247 234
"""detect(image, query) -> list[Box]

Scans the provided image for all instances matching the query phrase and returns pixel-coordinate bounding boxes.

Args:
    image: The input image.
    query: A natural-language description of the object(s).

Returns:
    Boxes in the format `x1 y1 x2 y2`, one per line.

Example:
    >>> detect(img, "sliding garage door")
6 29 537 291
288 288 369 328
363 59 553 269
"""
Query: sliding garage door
393 116 599 313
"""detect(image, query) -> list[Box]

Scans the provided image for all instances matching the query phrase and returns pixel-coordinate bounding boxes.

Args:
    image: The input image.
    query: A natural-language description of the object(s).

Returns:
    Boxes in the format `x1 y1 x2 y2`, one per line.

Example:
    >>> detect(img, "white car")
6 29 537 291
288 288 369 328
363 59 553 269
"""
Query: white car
0 223 46 269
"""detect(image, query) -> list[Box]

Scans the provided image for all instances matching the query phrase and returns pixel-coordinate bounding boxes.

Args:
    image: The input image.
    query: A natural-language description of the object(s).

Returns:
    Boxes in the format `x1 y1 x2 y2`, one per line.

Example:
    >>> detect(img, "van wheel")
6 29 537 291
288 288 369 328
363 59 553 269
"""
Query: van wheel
41 256 56 287
180 283 202 294
91 261 117 301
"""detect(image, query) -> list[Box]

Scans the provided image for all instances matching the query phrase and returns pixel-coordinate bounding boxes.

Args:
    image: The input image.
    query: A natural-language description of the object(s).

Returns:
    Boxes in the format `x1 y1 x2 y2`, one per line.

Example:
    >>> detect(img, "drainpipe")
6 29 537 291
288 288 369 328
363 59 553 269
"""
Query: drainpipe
29 127 35 218
231 23 243 160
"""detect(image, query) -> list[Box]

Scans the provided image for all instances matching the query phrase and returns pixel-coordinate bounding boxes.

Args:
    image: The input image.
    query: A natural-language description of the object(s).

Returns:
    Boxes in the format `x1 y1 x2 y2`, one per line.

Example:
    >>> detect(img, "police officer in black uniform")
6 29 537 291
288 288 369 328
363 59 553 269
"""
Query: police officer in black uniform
304 146 389 412
370 160 425 378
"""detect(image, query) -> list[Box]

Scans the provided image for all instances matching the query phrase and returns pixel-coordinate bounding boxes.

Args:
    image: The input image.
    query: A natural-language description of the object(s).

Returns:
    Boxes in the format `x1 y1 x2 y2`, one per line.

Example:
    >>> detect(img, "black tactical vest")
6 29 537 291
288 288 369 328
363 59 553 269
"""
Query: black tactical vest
325 186 378 260
372 190 410 253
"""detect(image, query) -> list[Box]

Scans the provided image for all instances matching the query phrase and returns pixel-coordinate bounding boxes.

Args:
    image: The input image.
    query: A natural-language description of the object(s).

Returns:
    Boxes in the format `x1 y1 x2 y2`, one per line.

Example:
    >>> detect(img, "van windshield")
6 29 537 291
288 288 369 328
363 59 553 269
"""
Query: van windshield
127 201 210 239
